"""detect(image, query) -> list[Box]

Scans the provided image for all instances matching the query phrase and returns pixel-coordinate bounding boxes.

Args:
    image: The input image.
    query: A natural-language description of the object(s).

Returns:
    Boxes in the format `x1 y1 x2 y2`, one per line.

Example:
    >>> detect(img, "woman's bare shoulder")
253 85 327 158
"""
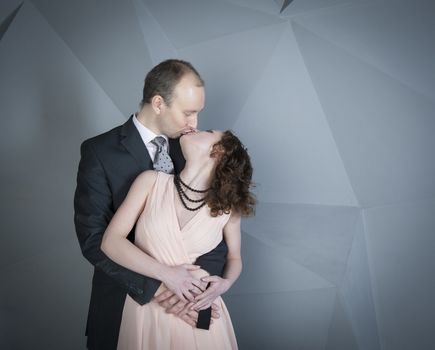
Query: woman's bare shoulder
131 170 158 194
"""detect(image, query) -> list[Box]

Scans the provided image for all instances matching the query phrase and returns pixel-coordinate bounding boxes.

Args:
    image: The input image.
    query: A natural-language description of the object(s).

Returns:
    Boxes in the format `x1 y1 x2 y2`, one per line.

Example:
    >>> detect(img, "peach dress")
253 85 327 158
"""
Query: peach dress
117 172 238 350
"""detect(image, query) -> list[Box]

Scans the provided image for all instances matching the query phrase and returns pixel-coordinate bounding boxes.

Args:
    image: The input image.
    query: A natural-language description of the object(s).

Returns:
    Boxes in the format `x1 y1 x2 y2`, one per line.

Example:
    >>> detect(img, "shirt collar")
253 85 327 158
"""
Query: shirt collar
132 114 168 146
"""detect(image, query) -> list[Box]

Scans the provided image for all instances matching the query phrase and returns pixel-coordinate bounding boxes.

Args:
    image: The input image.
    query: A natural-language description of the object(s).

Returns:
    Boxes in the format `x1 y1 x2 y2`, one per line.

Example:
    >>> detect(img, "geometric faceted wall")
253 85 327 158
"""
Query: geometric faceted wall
1 1 434 349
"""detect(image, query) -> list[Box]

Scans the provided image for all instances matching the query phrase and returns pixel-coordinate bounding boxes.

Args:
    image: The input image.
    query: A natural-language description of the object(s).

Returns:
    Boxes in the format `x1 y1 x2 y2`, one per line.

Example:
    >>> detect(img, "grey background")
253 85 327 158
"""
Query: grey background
1 0 434 349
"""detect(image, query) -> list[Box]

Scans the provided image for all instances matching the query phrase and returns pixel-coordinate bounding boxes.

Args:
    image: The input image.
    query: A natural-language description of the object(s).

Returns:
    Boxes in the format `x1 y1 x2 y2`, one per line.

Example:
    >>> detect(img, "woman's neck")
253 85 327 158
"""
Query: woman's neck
178 160 215 191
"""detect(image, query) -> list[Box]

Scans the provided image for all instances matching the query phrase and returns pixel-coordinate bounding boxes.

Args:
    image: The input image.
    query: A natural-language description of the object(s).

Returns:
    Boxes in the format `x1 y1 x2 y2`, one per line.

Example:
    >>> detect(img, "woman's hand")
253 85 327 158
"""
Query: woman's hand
191 275 231 311
161 264 205 302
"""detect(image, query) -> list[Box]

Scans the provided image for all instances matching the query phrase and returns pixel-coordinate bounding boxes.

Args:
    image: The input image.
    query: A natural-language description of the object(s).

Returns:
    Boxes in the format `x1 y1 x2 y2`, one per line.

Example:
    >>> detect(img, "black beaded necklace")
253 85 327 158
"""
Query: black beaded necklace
173 174 209 211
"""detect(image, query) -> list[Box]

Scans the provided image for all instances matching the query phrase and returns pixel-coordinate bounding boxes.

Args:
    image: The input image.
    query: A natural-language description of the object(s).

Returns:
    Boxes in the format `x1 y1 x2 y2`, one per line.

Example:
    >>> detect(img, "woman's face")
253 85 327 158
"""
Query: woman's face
179 129 223 158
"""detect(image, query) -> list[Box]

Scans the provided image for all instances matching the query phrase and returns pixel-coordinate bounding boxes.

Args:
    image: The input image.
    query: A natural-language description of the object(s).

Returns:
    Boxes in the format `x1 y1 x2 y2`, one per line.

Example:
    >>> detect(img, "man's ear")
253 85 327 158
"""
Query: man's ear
151 95 164 114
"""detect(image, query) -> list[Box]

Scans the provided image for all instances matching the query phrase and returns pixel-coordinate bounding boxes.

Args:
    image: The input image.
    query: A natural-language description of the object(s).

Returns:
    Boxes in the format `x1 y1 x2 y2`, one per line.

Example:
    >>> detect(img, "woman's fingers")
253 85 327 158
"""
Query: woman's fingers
181 289 195 302
189 285 203 295
182 264 201 271
200 275 220 283
193 287 212 302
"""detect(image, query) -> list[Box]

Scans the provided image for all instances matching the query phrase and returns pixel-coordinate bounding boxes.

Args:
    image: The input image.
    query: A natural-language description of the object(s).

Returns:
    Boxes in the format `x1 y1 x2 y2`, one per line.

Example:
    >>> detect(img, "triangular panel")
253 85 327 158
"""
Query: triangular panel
225 288 336 349
0 240 91 348
0 2 22 41
243 202 359 285
132 0 178 65
293 21 435 207
224 0 280 15
325 295 359 350
32 0 153 115
0 1 124 269
363 199 435 350
144 0 283 48
179 22 286 130
233 23 357 206
340 214 381 350
227 233 334 295
281 0 362 17
293 0 435 101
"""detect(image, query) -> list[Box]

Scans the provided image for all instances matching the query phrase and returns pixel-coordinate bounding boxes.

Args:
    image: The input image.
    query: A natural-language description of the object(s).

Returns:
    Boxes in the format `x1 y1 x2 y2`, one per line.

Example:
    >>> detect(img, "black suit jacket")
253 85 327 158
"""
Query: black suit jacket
74 116 228 350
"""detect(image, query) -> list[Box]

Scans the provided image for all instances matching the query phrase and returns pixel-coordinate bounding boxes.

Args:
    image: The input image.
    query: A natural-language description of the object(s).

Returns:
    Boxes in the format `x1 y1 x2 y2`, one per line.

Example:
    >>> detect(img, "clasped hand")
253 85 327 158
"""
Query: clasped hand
162 264 205 302
155 264 230 327
190 275 230 311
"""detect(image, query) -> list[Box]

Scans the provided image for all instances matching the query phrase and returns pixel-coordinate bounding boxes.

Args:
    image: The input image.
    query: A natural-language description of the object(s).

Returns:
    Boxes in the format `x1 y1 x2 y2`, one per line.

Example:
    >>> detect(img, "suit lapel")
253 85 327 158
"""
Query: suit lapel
120 115 153 171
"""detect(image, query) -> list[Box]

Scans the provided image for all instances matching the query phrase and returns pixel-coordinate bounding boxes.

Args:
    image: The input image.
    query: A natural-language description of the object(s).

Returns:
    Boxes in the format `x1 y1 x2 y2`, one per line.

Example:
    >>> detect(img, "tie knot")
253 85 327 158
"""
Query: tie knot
152 136 166 150
151 136 174 174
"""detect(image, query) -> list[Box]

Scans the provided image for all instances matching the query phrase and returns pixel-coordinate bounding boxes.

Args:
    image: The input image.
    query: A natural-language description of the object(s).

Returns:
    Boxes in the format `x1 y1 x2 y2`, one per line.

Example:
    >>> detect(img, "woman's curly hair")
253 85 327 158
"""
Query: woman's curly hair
206 130 256 217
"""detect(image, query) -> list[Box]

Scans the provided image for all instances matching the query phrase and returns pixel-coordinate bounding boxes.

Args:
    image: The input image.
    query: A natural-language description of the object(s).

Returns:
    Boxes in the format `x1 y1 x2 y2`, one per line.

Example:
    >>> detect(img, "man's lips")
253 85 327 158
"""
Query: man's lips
181 129 198 136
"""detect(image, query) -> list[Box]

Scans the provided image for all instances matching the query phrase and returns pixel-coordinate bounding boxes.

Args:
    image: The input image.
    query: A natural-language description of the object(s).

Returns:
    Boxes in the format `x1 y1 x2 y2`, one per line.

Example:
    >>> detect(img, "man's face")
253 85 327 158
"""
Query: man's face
158 74 205 138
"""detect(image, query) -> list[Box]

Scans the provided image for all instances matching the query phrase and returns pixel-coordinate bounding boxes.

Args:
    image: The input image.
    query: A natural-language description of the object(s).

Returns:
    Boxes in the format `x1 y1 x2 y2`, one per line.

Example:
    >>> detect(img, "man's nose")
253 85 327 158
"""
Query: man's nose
188 115 198 129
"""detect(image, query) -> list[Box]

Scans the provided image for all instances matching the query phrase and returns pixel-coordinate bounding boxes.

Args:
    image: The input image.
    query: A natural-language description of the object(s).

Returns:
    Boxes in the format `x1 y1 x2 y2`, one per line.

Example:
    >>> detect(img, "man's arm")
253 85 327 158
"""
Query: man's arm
74 139 160 304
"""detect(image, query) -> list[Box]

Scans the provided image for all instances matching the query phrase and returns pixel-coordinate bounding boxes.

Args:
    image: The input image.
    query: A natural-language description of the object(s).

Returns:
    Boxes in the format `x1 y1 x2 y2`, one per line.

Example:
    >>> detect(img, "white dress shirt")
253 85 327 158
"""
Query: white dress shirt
132 114 170 162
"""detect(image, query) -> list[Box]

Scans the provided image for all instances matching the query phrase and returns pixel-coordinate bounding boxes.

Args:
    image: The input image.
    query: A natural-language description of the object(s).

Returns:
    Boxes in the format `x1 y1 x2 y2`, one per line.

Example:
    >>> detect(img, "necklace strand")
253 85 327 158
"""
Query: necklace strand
174 176 208 211
175 174 210 193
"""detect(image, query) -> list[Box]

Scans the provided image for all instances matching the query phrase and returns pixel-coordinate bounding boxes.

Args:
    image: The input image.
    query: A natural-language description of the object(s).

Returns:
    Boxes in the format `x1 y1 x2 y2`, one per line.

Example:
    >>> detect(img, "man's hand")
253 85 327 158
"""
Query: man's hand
153 289 221 327
191 275 231 311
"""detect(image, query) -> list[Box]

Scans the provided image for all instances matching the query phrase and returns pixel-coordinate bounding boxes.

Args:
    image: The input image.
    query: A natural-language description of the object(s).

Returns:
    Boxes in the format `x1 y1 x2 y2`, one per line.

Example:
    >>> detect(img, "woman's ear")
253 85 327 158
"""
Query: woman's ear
210 143 225 159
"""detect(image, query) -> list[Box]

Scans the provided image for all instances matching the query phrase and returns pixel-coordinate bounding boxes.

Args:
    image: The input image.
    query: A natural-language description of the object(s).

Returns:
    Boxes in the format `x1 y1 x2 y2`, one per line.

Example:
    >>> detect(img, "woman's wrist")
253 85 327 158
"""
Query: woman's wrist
156 264 172 283
221 278 232 293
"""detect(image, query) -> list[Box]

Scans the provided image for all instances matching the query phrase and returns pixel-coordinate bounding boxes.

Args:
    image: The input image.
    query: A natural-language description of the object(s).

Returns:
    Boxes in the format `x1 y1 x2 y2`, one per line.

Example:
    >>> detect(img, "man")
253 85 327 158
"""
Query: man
74 59 228 350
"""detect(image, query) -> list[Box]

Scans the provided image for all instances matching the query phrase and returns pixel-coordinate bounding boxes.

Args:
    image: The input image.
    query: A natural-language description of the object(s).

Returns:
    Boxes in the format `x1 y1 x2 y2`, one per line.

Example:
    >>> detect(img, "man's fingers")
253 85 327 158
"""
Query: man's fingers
166 295 180 306
176 302 193 317
159 294 181 310
166 300 186 314
211 309 220 319
153 289 174 303
180 314 196 327
186 309 199 320
193 301 211 311
179 308 199 327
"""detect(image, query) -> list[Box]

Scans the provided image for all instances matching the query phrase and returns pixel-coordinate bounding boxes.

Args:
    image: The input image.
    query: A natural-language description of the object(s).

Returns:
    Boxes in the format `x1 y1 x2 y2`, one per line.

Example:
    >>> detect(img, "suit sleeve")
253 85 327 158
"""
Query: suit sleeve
74 139 161 305
193 238 229 329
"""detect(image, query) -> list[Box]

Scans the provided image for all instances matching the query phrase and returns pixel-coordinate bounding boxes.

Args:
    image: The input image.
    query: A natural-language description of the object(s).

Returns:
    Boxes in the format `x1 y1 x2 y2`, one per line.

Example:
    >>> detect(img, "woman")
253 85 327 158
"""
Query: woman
101 129 255 349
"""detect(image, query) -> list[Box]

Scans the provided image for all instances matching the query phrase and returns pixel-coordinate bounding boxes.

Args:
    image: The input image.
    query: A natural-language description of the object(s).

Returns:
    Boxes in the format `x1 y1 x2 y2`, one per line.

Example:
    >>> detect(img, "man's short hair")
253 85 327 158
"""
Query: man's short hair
141 59 204 107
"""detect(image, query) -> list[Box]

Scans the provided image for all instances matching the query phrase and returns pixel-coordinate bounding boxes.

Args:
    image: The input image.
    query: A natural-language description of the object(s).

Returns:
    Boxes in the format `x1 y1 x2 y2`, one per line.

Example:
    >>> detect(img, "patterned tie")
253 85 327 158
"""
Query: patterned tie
151 136 174 174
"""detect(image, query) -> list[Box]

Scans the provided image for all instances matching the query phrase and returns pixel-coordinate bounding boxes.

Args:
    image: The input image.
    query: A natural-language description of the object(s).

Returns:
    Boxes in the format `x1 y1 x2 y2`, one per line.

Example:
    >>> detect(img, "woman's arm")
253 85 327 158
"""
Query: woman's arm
192 212 242 310
101 171 203 302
